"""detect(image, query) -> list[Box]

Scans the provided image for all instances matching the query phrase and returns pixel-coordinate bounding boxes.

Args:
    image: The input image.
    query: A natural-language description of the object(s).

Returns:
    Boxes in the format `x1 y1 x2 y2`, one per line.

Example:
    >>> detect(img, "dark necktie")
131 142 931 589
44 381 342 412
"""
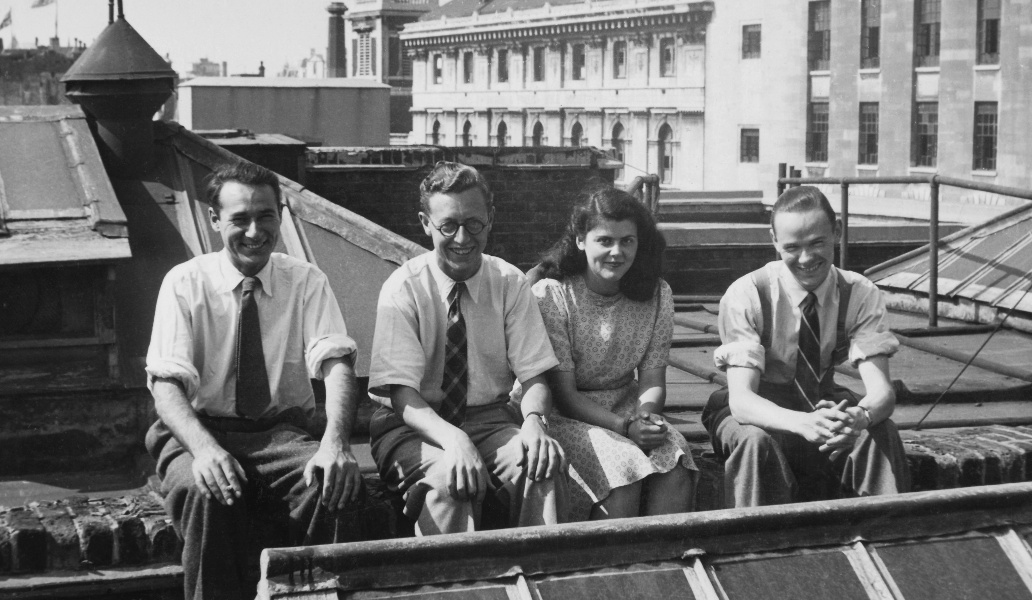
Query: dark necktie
439 282 468 425
794 292 821 411
236 276 272 419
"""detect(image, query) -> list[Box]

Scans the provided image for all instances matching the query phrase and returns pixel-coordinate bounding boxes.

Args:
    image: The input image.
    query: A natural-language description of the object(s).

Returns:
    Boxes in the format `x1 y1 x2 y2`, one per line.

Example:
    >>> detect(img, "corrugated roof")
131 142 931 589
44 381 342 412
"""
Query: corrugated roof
0 105 130 267
866 203 1032 324
258 482 1032 600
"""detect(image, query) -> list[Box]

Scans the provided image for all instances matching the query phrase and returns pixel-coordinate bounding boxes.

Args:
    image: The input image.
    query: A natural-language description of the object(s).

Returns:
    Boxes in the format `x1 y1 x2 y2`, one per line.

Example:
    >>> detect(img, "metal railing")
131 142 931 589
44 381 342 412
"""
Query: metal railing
625 174 661 215
776 163 1032 328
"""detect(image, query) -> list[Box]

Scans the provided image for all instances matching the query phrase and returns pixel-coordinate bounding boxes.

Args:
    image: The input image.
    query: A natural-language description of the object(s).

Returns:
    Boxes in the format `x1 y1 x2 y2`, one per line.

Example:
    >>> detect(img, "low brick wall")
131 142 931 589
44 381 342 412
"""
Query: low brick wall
304 146 617 272
4 425 1031 595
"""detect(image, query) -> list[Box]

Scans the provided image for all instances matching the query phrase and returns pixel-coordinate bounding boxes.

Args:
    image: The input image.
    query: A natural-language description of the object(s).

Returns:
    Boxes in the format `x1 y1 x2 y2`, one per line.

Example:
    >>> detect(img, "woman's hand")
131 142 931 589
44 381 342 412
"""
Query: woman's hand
626 410 667 451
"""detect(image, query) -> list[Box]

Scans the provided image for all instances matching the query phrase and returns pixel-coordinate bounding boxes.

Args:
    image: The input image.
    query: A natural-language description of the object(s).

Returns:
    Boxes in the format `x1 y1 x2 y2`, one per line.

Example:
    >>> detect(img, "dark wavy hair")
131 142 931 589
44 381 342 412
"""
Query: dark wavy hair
205 161 283 212
538 186 665 301
770 185 837 234
419 161 493 213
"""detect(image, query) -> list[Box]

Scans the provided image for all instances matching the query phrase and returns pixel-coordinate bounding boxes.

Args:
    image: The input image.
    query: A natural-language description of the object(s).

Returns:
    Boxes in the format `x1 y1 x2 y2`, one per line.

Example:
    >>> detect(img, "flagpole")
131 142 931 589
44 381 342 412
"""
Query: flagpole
54 0 59 45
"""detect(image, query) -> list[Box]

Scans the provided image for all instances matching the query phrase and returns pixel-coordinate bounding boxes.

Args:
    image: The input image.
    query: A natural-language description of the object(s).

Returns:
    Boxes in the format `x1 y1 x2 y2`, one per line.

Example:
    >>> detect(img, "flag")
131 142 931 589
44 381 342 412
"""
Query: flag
0 9 11 30
31 0 55 8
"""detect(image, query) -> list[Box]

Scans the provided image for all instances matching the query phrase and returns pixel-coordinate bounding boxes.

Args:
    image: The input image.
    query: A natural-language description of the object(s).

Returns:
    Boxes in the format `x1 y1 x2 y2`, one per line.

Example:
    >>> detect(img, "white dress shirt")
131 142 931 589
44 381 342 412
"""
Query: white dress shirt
146 250 356 419
714 261 899 384
368 252 558 409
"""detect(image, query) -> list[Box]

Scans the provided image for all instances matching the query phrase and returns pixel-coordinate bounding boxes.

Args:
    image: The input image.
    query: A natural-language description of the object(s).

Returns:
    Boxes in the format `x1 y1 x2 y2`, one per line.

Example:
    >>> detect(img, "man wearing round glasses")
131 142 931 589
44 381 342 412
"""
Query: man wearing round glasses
367 162 568 535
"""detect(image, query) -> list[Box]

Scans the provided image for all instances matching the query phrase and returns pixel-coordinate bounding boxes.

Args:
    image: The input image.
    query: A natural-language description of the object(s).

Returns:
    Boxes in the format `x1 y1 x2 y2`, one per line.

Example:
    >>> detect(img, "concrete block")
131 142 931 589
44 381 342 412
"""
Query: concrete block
4 508 47 572
32 504 81 571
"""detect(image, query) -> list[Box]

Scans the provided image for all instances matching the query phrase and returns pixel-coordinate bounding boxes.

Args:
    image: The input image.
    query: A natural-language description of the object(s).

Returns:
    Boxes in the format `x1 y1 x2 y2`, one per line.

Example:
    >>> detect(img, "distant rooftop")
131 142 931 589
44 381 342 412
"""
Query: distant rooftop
180 77 390 89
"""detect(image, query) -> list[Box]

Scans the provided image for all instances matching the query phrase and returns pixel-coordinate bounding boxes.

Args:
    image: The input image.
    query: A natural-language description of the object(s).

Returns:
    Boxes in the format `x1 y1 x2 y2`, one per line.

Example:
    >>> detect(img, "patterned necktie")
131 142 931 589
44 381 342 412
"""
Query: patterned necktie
236 276 272 419
794 292 821 411
439 282 468 425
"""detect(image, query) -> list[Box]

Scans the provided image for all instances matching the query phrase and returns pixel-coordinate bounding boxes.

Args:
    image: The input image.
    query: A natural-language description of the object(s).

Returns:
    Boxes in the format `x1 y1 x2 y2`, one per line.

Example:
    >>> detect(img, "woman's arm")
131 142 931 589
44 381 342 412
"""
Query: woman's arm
547 369 626 433
636 367 666 414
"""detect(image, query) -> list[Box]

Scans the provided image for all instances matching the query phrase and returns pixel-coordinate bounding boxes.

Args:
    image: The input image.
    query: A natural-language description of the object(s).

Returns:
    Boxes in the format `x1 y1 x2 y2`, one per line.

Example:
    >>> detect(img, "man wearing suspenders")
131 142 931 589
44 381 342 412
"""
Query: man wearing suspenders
703 186 910 508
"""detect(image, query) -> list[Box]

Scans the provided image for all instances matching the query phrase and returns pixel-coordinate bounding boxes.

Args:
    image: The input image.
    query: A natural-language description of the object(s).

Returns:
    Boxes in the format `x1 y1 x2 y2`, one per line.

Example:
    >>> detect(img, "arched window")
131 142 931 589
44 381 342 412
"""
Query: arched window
462 120 472 147
532 122 544 146
612 122 625 180
497 121 507 148
657 123 673 184
431 120 441 145
571 122 583 147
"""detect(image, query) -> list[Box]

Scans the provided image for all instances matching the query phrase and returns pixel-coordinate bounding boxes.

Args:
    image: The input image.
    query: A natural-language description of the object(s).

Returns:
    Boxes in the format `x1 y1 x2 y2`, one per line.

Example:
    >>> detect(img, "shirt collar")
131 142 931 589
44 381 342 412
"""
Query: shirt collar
216 249 275 297
426 253 484 305
777 261 836 309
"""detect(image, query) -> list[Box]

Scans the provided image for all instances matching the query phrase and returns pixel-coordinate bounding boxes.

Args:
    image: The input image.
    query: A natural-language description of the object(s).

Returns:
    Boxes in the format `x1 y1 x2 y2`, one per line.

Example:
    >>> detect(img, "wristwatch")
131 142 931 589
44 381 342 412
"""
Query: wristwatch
526 411 549 430
859 406 873 428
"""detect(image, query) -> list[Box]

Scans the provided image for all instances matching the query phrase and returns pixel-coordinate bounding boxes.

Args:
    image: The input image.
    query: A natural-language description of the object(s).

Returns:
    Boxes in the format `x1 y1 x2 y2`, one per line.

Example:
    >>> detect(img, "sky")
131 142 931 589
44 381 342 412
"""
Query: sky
0 0 332 76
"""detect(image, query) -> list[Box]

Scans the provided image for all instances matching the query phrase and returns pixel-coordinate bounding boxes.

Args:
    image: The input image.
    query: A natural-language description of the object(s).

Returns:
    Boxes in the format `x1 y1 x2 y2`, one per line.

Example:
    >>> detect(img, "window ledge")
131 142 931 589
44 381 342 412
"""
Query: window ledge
915 66 940 74
971 170 998 177
804 162 828 168
859 68 880 75
809 70 831 76
856 164 878 170
909 166 937 174
974 64 1001 72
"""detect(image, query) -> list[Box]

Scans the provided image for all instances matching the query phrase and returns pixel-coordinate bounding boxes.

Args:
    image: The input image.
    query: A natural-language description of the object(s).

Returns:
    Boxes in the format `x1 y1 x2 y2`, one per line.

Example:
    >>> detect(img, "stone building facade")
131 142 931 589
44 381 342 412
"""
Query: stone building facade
402 0 1032 197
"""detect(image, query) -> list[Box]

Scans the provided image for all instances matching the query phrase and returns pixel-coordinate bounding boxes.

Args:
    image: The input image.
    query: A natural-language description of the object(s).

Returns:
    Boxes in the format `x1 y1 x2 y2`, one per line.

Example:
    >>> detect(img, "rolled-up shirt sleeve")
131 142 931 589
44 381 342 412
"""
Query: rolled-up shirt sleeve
713 275 766 373
303 271 357 379
145 268 201 399
847 278 899 365
367 277 426 404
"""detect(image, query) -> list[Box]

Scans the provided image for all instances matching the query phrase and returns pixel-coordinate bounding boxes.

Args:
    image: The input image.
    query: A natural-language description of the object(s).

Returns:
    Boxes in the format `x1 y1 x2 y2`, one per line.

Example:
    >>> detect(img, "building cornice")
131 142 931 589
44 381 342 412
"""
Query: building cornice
402 0 711 49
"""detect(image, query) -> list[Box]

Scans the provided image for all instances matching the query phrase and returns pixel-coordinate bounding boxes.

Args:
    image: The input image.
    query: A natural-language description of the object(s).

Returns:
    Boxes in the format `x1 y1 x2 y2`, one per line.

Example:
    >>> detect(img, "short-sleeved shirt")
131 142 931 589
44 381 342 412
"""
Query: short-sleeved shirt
714 261 898 384
368 252 559 409
145 250 356 420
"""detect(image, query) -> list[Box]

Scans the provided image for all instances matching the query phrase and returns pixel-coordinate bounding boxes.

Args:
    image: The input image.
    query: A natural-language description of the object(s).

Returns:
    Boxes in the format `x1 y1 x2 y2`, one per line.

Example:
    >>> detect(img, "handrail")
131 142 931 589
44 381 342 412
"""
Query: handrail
624 174 661 215
776 163 1032 328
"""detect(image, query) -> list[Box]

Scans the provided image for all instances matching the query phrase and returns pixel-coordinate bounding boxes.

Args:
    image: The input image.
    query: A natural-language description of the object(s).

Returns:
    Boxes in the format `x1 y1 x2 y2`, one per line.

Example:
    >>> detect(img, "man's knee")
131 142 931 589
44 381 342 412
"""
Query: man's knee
723 421 780 461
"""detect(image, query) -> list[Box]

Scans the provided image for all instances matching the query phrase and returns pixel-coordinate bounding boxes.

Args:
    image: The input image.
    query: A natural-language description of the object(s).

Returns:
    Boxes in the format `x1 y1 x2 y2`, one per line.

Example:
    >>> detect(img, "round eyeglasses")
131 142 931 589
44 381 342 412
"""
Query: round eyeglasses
426 216 488 237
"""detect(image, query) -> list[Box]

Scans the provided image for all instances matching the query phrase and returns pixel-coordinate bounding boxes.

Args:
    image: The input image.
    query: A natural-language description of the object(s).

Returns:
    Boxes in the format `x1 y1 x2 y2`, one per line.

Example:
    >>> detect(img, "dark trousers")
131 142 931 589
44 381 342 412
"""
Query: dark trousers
146 417 339 600
705 385 910 508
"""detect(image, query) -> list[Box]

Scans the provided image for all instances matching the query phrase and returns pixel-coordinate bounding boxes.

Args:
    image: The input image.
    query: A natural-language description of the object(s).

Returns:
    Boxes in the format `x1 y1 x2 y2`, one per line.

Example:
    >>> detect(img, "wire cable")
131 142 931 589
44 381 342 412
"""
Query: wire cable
913 276 1032 430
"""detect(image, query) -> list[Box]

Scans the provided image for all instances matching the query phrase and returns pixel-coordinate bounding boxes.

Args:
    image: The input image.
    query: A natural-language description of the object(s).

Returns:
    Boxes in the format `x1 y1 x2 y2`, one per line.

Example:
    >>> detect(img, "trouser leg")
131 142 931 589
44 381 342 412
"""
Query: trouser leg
715 417 796 508
477 425 568 527
157 441 251 600
841 419 911 496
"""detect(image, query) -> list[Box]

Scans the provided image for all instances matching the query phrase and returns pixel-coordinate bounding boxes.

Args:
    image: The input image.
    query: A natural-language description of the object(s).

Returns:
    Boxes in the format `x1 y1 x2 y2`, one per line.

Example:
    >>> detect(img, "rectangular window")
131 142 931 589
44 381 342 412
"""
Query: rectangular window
913 102 938 167
858 103 879 165
861 0 880 68
916 0 941 67
973 102 998 171
742 25 761 59
659 38 675 77
533 46 545 82
357 32 372 77
572 43 586 80
613 41 627 79
433 54 443 84
497 48 509 82
977 0 1001 65
808 1 831 71
462 51 474 84
806 102 829 162
740 128 759 163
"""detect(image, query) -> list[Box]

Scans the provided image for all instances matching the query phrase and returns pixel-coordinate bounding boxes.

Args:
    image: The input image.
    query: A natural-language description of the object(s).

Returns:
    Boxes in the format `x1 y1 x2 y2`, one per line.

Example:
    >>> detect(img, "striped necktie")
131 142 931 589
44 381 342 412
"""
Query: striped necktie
794 292 821 410
235 276 272 419
439 282 468 425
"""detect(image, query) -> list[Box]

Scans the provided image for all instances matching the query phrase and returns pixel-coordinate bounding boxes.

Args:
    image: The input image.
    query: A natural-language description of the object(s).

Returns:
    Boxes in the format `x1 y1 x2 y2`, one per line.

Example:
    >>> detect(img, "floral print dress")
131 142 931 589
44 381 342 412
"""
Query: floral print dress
533 275 697 520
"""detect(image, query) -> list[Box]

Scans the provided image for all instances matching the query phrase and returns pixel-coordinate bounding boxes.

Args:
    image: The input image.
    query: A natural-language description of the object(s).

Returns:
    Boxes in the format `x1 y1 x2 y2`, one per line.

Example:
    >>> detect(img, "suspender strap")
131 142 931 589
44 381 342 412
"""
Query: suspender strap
750 267 773 351
831 273 853 366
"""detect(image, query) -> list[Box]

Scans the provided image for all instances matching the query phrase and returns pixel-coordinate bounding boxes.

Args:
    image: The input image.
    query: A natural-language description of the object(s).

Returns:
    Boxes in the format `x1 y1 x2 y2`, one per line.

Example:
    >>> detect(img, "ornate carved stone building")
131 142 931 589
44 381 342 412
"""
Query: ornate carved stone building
403 0 712 188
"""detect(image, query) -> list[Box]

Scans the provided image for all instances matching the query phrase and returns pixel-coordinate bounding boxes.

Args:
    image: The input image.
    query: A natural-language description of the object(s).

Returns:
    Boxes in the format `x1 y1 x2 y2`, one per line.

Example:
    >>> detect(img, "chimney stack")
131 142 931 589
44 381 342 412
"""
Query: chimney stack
61 13 176 178
327 3 348 78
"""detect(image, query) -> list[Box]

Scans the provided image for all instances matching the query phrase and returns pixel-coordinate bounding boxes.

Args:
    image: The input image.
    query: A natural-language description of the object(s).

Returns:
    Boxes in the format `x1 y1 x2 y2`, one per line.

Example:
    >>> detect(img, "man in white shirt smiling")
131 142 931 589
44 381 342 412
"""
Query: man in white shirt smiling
145 162 362 600
368 162 567 535
704 186 910 508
